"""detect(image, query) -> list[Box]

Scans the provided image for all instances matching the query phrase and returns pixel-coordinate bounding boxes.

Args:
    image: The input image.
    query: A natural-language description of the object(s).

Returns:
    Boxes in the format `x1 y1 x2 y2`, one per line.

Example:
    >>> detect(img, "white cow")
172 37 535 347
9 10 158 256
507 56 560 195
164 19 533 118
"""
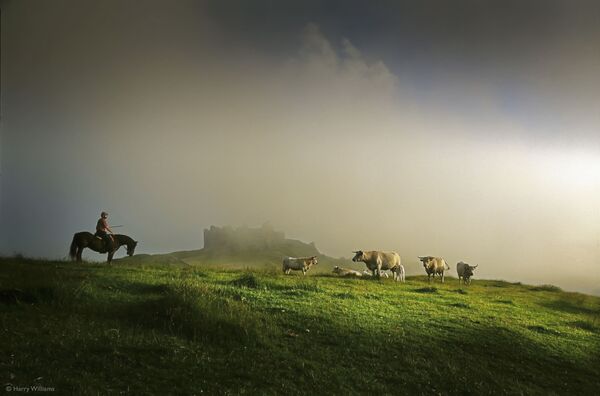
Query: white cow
362 269 389 278
352 250 404 282
282 256 318 275
333 266 363 277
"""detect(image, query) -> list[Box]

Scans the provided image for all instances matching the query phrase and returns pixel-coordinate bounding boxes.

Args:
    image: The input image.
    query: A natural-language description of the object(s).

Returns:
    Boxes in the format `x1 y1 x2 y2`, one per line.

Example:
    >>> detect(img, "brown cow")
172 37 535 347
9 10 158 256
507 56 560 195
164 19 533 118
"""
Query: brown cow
418 256 450 283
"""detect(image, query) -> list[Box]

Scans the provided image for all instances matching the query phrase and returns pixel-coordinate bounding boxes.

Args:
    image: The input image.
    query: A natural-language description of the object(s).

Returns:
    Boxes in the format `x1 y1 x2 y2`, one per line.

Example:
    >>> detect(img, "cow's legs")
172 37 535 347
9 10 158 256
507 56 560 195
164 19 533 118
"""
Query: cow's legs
441 272 445 283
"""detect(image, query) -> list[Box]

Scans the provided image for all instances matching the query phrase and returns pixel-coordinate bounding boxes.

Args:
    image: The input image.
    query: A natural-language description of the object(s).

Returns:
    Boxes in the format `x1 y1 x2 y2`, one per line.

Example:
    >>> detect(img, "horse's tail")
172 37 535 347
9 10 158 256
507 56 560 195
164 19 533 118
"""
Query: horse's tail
69 234 78 260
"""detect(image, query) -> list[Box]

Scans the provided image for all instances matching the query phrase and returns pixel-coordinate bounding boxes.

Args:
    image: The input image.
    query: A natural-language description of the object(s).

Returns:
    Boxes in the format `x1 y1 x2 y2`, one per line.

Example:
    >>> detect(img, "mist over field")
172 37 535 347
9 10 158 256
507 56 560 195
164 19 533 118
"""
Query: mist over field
1 1 600 294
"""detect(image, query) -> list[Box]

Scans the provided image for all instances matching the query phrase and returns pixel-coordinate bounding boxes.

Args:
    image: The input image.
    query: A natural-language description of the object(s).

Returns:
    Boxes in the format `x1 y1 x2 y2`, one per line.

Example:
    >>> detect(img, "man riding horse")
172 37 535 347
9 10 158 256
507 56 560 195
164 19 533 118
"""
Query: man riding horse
95 211 114 252
69 211 138 263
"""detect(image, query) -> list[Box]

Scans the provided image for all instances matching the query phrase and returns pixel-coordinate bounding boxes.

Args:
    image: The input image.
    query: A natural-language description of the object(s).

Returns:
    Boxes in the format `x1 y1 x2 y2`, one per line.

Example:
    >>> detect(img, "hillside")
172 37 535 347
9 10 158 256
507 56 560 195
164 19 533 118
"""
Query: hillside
117 224 351 271
1 256 599 395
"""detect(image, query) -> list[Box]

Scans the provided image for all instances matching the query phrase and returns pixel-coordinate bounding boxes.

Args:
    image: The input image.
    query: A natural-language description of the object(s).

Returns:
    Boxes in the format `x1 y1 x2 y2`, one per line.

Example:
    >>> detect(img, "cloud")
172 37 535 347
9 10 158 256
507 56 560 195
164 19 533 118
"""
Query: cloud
290 23 398 98
1 12 599 295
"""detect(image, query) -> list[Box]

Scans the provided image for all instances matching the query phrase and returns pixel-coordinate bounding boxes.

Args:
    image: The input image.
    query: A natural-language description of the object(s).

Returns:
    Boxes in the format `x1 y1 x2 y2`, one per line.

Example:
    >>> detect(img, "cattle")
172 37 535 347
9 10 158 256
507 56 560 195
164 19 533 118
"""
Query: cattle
362 269 389 278
395 264 406 282
332 266 363 277
363 266 405 282
456 261 478 285
418 256 450 283
352 250 404 282
282 256 318 275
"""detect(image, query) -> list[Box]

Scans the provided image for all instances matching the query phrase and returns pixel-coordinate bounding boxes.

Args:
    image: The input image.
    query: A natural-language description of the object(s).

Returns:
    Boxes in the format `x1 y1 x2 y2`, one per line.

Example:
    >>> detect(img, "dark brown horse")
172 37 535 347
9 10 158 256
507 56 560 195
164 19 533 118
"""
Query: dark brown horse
69 232 138 263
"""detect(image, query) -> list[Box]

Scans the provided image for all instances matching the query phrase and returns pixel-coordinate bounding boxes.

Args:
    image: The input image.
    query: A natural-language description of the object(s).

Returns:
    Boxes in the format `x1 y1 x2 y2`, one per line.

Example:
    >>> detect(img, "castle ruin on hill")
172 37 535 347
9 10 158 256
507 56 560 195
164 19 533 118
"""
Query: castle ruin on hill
203 223 286 251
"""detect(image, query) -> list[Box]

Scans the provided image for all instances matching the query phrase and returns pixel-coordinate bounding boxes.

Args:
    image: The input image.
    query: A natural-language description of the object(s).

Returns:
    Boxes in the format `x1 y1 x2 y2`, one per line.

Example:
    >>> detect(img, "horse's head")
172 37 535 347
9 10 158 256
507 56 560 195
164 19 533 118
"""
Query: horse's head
126 240 138 256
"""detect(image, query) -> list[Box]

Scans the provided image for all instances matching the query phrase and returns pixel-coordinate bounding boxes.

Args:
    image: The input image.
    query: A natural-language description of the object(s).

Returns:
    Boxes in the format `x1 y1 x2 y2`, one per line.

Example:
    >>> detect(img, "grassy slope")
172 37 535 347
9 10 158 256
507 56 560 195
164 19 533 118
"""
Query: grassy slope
1 257 599 395
116 239 350 272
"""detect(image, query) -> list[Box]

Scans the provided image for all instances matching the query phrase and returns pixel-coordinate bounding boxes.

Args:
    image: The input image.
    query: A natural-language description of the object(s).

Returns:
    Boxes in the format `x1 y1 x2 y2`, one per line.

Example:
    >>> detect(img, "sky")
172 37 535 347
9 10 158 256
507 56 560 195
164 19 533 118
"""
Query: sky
1 0 599 294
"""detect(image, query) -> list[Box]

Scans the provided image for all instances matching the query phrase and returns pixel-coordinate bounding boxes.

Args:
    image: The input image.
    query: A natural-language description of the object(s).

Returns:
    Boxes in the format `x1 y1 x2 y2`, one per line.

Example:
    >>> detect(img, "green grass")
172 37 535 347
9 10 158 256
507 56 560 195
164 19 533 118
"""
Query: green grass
1 257 599 395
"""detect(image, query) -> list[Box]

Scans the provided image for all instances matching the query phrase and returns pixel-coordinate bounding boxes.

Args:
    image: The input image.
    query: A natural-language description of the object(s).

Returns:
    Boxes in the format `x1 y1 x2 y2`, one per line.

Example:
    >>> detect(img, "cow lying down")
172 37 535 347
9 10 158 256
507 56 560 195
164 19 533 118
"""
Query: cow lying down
332 266 363 277
282 256 318 275
362 269 389 278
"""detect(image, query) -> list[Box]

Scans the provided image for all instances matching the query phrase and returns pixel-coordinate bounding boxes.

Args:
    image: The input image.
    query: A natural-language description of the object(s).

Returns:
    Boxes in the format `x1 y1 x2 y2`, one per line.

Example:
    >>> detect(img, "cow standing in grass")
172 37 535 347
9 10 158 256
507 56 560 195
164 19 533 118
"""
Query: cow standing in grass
419 256 450 283
283 256 318 275
456 261 478 285
352 250 404 282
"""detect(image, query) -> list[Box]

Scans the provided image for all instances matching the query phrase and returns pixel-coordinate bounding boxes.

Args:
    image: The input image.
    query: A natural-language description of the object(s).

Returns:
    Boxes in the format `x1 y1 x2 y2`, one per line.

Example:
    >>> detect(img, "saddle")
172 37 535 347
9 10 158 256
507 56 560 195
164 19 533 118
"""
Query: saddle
95 235 115 252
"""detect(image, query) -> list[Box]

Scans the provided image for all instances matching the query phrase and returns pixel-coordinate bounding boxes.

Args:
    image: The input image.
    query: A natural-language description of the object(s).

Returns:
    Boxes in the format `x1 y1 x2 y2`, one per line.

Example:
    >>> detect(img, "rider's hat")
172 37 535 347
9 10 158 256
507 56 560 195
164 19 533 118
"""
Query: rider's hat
101 211 108 217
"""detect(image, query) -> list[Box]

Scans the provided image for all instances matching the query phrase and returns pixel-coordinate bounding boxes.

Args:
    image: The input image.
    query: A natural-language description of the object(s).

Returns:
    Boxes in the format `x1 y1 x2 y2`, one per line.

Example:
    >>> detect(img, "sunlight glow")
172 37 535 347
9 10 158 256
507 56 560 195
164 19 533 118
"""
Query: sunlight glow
536 150 600 188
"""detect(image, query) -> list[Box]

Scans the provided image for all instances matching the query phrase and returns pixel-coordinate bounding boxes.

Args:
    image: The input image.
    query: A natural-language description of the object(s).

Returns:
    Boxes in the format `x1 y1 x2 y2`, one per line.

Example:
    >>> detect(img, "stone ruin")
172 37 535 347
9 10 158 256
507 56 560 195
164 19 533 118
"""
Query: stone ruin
203 223 286 251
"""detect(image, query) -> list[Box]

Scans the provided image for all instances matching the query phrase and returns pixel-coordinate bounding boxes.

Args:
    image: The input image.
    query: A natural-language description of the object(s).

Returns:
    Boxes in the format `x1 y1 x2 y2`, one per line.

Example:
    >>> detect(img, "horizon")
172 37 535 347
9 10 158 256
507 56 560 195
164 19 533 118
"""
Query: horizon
1 1 599 296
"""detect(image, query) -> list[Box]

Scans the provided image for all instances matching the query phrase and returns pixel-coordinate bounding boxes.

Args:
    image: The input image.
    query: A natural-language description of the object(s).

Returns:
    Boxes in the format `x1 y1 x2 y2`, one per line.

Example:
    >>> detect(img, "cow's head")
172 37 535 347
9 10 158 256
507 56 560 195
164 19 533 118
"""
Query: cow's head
332 266 340 273
352 251 365 262
309 256 318 265
466 264 478 276
418 256 432 266
463 266 474 278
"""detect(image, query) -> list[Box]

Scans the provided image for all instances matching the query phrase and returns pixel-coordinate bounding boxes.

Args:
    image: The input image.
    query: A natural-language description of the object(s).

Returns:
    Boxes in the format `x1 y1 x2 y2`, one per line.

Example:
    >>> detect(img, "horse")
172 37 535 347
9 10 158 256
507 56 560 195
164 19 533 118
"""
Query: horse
69 232 138 263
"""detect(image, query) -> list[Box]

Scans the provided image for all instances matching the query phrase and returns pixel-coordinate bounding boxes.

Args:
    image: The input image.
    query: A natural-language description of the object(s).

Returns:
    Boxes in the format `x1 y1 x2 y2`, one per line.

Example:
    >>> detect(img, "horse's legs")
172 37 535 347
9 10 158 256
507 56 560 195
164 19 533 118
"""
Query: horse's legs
107 252 114 264
76 247 83 262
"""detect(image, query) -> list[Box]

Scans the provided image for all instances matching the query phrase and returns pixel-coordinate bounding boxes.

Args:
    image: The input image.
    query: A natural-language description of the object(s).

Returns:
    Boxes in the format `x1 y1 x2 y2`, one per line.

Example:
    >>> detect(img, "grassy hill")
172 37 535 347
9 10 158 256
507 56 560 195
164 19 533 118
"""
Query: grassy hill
1 256 599 395
115 229 351 272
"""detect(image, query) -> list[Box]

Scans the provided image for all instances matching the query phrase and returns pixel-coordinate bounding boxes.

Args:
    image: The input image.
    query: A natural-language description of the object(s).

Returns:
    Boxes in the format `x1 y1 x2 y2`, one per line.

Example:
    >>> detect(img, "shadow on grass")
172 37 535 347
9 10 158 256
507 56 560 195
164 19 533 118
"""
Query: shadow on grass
0 287 55 304
260 309 600 395
530 284 562 292
449 302 470 309
97 284 267 347
90 278 173 295
540 298 599 316
568 321 599 333
231 273 263 289
526 325 561 335
333 291 356 299
484 281 512 288
413 287 438 294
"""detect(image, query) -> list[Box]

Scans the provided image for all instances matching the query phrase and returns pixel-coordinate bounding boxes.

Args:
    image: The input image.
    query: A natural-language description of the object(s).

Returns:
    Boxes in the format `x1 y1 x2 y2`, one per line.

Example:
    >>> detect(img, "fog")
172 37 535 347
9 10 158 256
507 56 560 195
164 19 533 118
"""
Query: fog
1 1 599 294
